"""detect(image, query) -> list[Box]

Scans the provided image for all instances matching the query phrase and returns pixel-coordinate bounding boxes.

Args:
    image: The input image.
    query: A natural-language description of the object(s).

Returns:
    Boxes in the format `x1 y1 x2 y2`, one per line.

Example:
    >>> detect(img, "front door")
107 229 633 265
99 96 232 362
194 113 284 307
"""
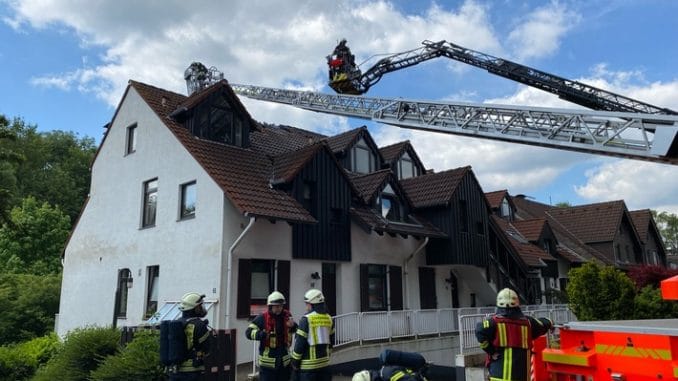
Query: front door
321 263 336 315
418 267 437 309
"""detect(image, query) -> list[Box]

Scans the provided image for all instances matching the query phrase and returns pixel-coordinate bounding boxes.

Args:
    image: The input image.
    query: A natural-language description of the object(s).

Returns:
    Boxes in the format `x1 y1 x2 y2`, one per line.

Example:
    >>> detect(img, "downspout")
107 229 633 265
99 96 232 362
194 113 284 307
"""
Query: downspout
403 237 429 310
223 214 256 330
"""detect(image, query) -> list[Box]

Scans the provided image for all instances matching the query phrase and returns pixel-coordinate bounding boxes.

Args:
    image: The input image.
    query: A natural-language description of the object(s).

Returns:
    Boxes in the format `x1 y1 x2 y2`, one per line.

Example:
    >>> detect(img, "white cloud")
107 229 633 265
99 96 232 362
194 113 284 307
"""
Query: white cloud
507 1 581 61
575 160 678 214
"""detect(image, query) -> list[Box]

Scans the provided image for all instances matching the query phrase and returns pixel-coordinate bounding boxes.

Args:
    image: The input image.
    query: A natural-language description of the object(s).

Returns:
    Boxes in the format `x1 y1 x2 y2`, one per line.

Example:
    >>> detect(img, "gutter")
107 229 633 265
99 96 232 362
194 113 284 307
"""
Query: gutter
403 237 429 310
222 214 256 330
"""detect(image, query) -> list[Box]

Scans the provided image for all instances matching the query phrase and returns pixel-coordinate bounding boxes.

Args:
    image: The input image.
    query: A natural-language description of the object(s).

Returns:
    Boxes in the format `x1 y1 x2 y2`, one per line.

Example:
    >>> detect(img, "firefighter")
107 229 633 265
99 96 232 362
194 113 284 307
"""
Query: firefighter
291 289 335 381
172 292 212 381
246 291 297 381
475 288 553 381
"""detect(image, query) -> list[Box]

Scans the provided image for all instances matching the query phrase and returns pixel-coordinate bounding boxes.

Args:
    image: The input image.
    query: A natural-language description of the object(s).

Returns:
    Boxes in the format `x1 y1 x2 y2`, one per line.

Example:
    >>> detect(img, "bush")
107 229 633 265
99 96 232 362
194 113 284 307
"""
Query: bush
0 334 60 381
633 285 678 319
567 262 635 320
89 329 165 381
32 327 119 381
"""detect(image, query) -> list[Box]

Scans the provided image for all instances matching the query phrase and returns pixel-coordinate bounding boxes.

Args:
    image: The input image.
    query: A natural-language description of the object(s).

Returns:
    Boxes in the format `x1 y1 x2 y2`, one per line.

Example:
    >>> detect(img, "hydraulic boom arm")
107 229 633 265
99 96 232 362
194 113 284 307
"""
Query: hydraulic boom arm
329 40 677 116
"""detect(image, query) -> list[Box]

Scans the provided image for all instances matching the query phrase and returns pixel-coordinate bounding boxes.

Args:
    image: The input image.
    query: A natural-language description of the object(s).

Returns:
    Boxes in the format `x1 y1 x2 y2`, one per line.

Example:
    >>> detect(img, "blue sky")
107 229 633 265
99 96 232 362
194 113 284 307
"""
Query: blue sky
1 0 677 214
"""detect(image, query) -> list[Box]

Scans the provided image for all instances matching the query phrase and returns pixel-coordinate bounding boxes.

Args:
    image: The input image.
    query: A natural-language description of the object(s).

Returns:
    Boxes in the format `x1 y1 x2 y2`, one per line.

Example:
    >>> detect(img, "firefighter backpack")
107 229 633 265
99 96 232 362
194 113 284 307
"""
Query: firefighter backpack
160 319 189 366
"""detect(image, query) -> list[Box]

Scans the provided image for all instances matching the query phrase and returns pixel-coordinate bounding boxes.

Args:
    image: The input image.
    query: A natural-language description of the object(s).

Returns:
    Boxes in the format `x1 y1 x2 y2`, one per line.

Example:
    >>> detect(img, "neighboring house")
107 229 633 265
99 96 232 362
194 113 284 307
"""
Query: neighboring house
629 209 667 267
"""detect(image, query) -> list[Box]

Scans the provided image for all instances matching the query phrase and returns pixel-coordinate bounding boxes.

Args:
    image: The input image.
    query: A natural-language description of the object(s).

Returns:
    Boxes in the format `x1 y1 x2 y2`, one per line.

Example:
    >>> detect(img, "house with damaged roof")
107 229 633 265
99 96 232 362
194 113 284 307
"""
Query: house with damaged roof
58 78 510 367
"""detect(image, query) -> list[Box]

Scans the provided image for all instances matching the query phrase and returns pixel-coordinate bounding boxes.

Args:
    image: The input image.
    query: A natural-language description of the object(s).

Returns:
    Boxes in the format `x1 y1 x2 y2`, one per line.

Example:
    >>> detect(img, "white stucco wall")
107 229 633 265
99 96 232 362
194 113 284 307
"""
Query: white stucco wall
58 88 227 335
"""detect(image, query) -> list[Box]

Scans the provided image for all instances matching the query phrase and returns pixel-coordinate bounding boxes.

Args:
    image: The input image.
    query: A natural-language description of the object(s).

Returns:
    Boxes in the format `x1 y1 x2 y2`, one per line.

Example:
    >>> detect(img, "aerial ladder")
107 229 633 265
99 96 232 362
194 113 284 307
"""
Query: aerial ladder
326 39 678 116
231 40 678 165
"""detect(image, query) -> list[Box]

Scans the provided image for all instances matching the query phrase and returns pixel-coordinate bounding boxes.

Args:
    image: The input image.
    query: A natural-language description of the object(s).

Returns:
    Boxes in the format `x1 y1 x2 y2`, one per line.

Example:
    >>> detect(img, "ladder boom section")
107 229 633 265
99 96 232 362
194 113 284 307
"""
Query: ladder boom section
429 40 677 116
231 84 678 165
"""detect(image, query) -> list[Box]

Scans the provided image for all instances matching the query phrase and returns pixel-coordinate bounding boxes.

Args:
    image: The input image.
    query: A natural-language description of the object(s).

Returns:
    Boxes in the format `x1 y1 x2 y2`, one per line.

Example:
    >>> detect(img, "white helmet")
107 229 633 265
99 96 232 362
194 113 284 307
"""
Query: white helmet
352 370 371 381
179 292 205 311
304 289 325 304
267 291 286 306
496 288 520 308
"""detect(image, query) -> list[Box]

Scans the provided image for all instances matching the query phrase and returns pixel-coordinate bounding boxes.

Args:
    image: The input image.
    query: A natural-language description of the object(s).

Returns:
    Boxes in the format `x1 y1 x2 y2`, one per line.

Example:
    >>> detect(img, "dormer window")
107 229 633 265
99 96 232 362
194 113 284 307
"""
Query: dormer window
351 137 375 174
500 198 511 218
398 152 417 179
191 91 247 147
380 184 403 222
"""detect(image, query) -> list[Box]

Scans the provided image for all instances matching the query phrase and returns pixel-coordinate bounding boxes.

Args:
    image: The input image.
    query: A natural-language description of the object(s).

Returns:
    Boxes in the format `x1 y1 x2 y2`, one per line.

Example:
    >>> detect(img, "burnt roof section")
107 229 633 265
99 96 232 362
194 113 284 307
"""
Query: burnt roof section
546 200 627 243
512 195 551 218
512 219 547 242
130 80 315 224
400 166 471 208
485 190 509 210
350 206 447 239
491 215 554 267
556 246 587 263
251 123 326 157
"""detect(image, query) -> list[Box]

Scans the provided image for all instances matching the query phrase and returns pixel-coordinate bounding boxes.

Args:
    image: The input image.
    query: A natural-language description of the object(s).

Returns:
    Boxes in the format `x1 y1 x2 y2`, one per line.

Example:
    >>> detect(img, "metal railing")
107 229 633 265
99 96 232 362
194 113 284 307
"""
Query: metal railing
330 304 574 353
458 305 576 355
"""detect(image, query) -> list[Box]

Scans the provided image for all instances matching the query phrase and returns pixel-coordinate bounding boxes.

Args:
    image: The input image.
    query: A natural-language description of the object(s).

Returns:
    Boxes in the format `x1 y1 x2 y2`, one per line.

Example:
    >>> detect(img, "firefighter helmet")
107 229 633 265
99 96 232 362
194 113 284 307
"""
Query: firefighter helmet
179 292 205 311
304 289 325 304
496 288 520 308
267 291 286 306
352 370 371 381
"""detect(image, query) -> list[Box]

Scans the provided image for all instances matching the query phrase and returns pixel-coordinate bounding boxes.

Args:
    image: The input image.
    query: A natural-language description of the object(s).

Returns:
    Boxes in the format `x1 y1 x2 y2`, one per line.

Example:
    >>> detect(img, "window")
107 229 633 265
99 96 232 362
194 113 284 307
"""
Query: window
614 244 621 262
126 124 137 154
381 184 402 222
459 200 468 232
500 198 510 217
115 269 132 318
191 92 248 147
145 266 159 318
179 181 196 219
398 152 417 179
366 265 387 310
302 181 317 217
351 138 374 173
142 179 158 228
237 259 291 318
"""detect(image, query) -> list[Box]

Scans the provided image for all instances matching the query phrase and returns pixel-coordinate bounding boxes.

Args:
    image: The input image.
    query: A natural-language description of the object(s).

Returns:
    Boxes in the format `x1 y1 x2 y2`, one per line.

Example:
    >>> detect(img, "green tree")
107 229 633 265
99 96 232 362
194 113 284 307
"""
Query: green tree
0 116 24 225
0 274 61 345
1 118 95 224
653 210 678 256
567 262 636 320
0 197 70 275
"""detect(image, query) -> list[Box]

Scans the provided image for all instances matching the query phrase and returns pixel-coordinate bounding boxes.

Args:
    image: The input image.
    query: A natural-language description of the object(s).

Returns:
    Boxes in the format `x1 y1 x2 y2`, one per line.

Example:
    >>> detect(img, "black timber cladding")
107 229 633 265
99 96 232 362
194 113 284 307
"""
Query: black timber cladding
419 172 491 266
292 149 352 261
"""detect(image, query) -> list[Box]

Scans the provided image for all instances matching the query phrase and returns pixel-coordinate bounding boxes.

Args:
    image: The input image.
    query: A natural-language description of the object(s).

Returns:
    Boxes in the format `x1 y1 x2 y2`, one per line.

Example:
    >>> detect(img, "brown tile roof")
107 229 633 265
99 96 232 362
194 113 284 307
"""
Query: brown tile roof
250 124 325 157
485 190 508 210
491 216 554 267
629 209 652 243
400 166 471 208
556 246 587 263
130 80 316 224
512 195 613 264
325 127 365 153
512 219 547 242
512 195 550 218
350 206 447 238
271 143 325 183
546 200 626 244
379 141 409 163
350 170 392 204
